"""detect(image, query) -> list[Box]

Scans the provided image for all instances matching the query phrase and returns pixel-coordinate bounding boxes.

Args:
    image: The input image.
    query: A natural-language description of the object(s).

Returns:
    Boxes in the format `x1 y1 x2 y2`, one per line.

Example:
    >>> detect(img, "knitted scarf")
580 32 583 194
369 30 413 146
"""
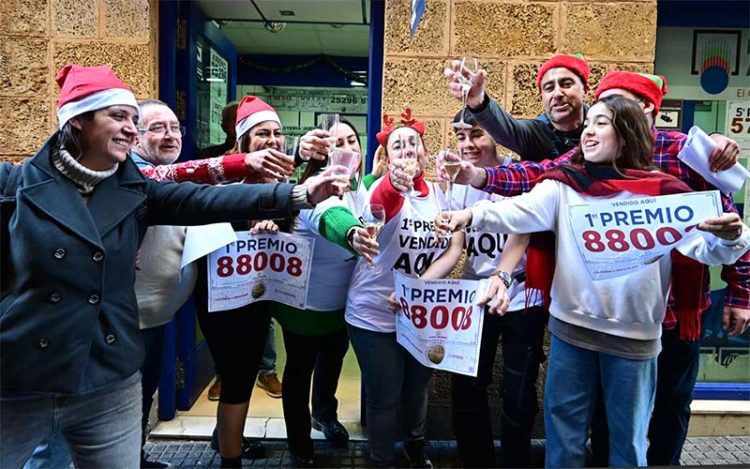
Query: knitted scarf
525 162 706 341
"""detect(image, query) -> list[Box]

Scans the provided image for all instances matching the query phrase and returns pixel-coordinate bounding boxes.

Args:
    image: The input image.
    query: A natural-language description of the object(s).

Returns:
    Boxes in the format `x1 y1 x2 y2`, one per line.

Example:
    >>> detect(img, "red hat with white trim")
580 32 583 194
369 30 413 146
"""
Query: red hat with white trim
55 64 139 129
536 53 590 92
594 71 668 115
235 95 281 140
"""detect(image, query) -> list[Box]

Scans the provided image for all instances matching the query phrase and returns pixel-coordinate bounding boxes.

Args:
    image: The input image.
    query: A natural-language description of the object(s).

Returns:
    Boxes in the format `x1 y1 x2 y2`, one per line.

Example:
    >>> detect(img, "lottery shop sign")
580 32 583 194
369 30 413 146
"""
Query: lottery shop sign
568 191 722 280
394 271 486 377
208 232 314 311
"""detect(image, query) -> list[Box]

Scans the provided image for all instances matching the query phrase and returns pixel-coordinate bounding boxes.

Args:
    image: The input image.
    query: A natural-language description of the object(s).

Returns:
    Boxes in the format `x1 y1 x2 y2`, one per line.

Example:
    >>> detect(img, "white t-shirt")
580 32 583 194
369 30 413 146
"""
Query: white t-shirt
345 179 450 332
294 185 367 311
451 184 540 311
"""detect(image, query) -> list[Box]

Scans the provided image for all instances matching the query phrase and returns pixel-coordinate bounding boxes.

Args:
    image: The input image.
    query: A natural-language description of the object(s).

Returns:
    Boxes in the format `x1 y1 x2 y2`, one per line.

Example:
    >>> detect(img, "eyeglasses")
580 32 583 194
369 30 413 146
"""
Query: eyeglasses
140 124 186 137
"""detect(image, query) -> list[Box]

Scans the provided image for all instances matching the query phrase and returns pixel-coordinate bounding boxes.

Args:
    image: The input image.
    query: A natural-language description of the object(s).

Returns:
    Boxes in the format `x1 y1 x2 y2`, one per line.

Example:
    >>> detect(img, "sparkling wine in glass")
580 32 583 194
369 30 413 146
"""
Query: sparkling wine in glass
363 203 385 270
452 57 479 130
329 148 357 191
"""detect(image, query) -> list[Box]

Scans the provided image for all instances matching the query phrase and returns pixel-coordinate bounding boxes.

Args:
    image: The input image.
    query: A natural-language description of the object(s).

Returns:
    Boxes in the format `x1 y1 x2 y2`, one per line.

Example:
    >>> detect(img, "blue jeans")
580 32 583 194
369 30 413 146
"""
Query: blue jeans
141 324 167 436
259 321 277 375
544 335 656 468
347 324 433 466
1 372 142 469
452 307 547 468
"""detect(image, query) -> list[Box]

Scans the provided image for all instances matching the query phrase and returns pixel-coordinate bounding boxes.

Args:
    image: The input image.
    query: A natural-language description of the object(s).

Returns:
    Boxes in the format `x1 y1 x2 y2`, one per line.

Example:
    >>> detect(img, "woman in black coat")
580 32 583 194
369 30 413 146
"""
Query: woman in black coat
0 64 342 468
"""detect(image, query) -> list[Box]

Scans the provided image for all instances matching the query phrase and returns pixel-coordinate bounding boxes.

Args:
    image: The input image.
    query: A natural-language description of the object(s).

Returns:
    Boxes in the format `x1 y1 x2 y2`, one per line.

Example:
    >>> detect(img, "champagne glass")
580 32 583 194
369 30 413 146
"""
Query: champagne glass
284 135 299 160
319 113 340 158
362 203 385 271
328 148 357 191
452 57 479 130
442 148 463 192
400 136 421 198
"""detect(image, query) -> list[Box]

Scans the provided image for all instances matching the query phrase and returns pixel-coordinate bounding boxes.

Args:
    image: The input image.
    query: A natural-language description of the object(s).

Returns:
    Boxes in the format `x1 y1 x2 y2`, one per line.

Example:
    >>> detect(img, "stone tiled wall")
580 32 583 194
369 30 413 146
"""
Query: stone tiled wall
383 0 657 163
0 0 157 163
383 0 657 439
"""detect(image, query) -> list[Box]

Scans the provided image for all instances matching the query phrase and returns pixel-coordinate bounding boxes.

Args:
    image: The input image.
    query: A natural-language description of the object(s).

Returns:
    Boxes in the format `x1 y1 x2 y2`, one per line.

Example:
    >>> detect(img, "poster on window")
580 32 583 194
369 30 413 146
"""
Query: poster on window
394 272 486 377
207 232 314 311
726 100 750 151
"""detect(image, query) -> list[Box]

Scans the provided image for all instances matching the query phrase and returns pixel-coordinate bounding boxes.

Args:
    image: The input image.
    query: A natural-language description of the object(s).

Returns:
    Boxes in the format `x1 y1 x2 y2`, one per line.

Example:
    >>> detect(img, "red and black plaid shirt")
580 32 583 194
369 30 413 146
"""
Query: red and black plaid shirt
483 129 750 328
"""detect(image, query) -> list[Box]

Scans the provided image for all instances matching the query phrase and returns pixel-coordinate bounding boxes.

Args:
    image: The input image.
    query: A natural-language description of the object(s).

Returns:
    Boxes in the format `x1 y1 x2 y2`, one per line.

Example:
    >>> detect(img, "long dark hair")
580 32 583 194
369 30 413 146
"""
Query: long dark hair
572 95 656 172
300 119 362 183
56 111 95 159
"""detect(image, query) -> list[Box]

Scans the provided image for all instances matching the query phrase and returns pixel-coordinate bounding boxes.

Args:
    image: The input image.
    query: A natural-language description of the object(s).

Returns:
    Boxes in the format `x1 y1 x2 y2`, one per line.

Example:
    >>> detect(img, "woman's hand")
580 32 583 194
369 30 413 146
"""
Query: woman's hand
698 213 745 240
244 149 295 181
370 145 388 178
348 226 380 264
251 220 279 234
388 292 401 314
388 160 413 193
477 276 510 315
434 208 473 242
298 129 331 161
304 165 350 204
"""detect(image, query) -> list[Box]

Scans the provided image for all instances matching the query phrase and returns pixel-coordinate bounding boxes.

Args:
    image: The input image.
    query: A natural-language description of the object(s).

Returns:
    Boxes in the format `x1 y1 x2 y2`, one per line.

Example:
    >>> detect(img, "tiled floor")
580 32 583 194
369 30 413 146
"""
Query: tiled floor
152 323 364 440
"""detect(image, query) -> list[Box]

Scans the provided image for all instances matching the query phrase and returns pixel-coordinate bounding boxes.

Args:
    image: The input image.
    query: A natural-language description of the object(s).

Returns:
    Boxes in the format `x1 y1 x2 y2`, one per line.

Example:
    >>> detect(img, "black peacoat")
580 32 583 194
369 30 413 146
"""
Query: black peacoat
0 134 298 395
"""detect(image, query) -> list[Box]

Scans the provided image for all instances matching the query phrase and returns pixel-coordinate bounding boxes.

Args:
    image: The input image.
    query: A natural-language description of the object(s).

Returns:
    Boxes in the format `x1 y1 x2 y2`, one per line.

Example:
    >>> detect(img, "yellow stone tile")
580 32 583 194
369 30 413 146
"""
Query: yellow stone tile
0 97 50 155
103 0 151 40
52 41 155 97
562 2 657 61
51 0 98 37
384 0 449 57
507 61 545 119
0 0 48 36
0 37 48 95
382 58 456 117
452 1 557 57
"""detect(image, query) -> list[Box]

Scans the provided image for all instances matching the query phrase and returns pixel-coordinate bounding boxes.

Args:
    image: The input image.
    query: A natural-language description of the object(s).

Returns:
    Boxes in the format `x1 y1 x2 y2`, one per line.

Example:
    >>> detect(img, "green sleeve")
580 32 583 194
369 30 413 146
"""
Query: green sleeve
362 173 380 190
319 206 362 255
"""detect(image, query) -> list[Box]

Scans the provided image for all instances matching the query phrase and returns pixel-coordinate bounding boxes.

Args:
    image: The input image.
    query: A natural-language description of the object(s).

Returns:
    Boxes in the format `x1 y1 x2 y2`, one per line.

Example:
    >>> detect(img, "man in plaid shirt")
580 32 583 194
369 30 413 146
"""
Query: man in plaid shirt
443 68 746 466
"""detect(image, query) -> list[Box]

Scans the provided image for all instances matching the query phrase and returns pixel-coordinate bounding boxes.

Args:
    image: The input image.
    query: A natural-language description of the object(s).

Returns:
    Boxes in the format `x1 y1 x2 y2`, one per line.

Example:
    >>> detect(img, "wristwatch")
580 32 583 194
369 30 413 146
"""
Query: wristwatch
492 270 512 289
346 227 358 247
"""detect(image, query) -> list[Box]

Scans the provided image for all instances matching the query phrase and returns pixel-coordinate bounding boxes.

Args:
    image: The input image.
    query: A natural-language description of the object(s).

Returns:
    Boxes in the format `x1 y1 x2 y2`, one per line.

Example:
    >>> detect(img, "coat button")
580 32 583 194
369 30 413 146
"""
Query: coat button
92 252 104 262
88 294 100 305
105 334 116 345
54 248 66 259
49 292 61 303
38 338 50 349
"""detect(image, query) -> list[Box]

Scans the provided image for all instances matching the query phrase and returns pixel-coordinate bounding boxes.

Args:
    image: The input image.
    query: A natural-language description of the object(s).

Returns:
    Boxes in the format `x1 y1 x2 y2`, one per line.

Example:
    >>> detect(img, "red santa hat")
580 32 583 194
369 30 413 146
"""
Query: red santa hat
594 71 668 115
536 53 590 92
235 95 281 140
376 108 426 146
56 64 139 129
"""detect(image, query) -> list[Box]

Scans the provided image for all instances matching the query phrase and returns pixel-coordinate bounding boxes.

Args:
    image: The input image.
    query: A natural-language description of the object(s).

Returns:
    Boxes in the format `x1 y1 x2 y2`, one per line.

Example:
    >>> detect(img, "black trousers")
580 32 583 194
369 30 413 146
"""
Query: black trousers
280 326 349 455
194 259 272 404
452 307 547 468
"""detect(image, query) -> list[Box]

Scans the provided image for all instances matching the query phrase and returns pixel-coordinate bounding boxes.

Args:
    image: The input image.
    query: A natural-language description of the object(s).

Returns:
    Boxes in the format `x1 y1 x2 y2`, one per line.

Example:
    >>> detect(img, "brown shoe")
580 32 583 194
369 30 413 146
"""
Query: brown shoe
207 377 221 401
256 372 282 398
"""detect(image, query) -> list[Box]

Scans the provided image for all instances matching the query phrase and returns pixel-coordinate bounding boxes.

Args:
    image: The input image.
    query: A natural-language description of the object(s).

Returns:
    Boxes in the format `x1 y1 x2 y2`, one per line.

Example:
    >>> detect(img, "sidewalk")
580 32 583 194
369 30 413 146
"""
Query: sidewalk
145 436 750 468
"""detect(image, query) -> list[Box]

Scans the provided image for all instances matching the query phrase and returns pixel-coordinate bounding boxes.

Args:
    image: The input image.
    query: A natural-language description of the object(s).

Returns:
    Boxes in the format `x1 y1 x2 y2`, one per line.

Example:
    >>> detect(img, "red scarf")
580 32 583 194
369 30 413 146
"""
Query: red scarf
526 163 706 341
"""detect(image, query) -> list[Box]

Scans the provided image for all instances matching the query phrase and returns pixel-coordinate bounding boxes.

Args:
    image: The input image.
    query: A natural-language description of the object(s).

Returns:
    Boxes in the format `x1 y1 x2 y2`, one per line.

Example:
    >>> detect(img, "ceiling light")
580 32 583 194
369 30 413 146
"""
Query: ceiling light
330 23 345 29
264 21 286 33
279 10 295 16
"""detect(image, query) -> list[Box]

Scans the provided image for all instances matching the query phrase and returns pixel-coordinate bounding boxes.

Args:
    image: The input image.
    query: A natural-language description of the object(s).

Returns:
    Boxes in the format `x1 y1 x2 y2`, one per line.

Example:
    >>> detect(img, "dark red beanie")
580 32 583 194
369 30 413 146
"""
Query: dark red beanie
536 54 590 92
594 71 668 115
